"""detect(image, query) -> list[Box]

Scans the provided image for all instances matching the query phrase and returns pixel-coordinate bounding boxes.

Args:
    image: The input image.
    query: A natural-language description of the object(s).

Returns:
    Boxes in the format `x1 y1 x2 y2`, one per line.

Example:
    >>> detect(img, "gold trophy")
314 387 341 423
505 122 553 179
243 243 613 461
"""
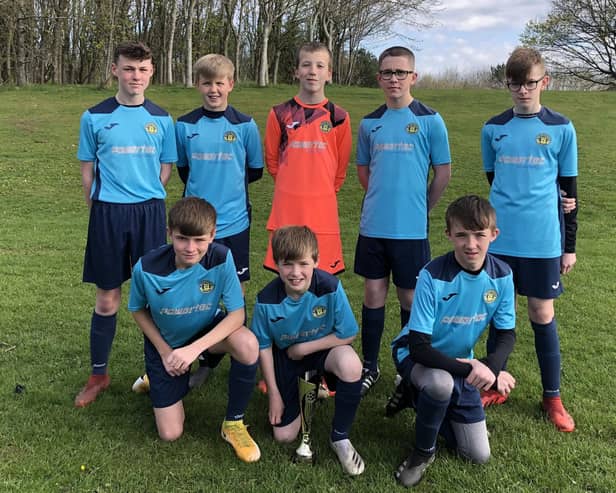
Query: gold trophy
293 372 318 464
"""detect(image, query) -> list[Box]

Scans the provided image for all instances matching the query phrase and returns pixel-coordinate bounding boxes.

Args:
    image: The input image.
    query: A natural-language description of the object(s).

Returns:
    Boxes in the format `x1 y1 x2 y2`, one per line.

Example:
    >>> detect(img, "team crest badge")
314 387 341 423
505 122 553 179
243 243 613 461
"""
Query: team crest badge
483 289 497 304
320 121 332 133
312 306 327 318
406 123 419 134
536 133 551 145
200 280 215 293
223 131 237 142
145 123 158 134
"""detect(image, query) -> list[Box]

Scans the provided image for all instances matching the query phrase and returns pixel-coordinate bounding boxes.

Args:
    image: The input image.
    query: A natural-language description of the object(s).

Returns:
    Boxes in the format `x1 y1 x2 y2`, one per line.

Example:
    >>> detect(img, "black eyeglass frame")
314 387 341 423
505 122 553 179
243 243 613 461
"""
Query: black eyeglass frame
378 69 415 80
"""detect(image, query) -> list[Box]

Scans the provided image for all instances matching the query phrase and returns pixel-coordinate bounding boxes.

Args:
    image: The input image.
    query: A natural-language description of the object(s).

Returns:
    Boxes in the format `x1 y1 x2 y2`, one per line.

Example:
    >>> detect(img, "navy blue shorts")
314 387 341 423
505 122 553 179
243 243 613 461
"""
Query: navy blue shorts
271 345 337 427
354 235 430 289
396 356 485 424
144 311 225 409
215 227 250 282
83 199 166 289
493 254 563 299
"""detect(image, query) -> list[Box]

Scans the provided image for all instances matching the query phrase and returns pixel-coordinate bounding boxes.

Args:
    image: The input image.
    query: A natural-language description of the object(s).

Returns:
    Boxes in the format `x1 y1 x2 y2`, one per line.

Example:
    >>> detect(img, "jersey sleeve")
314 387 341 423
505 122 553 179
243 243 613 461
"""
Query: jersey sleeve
77 111 96 162
332 283 359 339
220 251 245 313
175 121 188 167
250 301 273 349
407 269 436 335
127 261 146 312
245 119 265 170
429 113 451 166
491 272 516 330
356 119 370 166
159 115 178 164
481 124 496 172
334 115 352 191
558 122 578 178
264 109 281 179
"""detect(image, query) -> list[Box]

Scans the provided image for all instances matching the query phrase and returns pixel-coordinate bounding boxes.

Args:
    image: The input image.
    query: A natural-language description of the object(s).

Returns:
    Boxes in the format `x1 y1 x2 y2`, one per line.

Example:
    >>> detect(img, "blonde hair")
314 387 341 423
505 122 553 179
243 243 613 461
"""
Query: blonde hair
193 54 234 83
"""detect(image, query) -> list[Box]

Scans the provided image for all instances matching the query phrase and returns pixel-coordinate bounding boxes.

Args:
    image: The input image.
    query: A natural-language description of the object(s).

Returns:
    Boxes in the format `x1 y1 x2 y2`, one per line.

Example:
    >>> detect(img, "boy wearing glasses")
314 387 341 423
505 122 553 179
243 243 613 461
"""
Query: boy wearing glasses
354 46 451 396
480 47 578 432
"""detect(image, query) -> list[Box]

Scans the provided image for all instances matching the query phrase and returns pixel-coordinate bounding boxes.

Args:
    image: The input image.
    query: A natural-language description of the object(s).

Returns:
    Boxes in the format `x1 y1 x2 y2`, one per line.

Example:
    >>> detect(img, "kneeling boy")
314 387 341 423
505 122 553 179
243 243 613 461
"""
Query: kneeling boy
251 226 365 476
128 197 260 462
389 195 516 487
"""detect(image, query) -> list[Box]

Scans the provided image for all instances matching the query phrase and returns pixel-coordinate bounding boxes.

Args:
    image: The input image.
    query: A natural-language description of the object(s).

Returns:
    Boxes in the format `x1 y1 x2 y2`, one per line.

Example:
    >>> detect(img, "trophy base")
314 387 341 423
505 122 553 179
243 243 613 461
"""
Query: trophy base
293 442 315 465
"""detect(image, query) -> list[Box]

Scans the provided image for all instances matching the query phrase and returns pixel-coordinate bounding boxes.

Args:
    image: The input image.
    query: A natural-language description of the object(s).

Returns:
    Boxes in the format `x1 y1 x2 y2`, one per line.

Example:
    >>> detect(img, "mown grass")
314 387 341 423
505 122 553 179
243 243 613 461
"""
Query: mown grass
0 83 614 492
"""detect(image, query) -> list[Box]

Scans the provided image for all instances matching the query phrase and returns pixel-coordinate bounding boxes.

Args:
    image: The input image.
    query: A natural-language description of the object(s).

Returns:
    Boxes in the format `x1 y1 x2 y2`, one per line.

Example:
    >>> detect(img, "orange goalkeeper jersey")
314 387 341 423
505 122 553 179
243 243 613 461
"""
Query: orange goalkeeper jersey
264 97 352 273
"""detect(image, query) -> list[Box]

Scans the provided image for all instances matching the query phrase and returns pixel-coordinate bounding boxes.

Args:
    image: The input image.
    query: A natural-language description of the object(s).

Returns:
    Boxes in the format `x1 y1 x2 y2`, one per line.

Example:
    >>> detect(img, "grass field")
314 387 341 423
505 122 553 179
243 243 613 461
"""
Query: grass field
1 83 615 493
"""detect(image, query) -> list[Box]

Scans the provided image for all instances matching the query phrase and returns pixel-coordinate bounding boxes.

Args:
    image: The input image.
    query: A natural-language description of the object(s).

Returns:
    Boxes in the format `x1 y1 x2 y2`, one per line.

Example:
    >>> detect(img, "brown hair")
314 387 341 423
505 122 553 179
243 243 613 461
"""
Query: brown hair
113 41 152 64
272 226 319 264
168 197 216 237
445 195 496 232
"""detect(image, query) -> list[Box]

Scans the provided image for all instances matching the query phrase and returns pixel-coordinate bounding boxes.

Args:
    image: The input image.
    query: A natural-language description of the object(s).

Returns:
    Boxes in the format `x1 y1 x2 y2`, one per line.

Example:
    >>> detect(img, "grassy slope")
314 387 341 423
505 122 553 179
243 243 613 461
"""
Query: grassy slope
0 84 614 492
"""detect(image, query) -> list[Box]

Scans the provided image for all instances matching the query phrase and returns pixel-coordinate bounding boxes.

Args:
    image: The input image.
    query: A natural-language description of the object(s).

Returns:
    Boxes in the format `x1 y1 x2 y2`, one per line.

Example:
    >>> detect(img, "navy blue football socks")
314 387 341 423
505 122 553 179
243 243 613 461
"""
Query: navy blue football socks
532 319 561 398
414 390 450 454
361 305 385 372
331 379 362 442
90 311 116 375
226 359 258 421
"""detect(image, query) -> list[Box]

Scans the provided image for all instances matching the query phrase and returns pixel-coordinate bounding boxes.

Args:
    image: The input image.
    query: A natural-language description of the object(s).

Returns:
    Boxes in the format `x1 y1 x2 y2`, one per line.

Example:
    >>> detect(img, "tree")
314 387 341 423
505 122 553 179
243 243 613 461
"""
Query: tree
521 0 616 88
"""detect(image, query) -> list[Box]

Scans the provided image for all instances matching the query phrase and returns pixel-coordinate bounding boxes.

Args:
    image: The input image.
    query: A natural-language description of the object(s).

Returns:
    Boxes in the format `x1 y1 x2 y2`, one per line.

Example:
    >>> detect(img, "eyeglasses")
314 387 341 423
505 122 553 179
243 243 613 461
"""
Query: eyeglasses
379 69 414 80
506 76 545 92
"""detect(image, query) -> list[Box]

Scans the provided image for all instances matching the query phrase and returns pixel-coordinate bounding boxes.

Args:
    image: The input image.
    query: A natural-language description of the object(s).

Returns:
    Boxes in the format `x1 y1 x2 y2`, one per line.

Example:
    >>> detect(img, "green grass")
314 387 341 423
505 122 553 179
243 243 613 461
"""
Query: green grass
1 84 615 492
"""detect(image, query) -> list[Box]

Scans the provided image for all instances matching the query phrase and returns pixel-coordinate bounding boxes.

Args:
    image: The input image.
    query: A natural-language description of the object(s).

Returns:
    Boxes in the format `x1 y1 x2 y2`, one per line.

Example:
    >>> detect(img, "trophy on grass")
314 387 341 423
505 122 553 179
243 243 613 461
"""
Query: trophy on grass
293 371 318 464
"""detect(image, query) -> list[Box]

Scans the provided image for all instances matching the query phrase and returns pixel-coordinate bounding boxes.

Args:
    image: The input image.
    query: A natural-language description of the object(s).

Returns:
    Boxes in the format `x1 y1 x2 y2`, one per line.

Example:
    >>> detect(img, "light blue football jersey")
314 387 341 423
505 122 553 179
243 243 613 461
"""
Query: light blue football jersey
175 106 263 238
251 269 358 350
77 98 177 203
128 243 244 348
357 100 451 239
392 252 515 364
481 107 577 258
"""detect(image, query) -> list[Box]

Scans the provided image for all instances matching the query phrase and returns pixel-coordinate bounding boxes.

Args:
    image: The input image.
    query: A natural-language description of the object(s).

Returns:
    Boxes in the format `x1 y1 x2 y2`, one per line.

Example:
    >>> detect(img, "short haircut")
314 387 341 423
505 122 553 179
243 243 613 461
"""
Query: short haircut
446 195 497 232
113 41 152 64
272 226 319 264
506 47 545 82
168 197 216 237
296 42 332 69
193 53 235 82
378 46 415 68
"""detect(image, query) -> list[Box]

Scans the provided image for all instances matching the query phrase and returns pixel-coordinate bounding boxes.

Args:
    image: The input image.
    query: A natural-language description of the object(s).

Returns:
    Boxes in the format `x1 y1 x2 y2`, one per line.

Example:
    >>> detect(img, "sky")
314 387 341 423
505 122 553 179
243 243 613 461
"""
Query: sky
366 0 553 75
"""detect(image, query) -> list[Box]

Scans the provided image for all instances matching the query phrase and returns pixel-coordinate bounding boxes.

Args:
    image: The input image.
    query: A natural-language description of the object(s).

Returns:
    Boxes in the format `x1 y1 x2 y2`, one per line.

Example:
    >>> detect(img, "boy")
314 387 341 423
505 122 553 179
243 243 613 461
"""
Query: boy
354 46 451 396
75 41 177 408
172 53 264 388
389 195 516 487
263 42 352 275
480 47 578 432
251 226 365 476
128 197 261 463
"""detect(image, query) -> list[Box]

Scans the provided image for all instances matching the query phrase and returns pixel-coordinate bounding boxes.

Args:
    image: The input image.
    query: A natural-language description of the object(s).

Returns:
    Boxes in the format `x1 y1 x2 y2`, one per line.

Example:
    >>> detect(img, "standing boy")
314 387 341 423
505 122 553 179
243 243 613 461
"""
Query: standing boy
128 197 261 462
173 54 264 388
354 46 451 395
175 53 263 289
251 226 365 476
480 47 578 432
263 42 352 275
75 41 177 407
390 195 516 487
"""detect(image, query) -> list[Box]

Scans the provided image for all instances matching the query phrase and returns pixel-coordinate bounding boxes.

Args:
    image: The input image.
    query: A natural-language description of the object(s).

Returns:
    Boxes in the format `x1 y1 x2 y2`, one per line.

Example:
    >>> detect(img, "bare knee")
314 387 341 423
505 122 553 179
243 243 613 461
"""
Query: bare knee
229 328 259 364
95 288 121 315
273 417 300 443
157 423 183 442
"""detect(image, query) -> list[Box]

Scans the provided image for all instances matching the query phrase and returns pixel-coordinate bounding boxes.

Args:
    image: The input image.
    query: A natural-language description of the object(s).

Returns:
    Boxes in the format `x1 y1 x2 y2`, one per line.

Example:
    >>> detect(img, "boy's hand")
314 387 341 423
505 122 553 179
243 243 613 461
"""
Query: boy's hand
496 370 516 396
268 391 284 425
457 358 496 390
164 347 198 376
561 252 576 274
560 190 576 213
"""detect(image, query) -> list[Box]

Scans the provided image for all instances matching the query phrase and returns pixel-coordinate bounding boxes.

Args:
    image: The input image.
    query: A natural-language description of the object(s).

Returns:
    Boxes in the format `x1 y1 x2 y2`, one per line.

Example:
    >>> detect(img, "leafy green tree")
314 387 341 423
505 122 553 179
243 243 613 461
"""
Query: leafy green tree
521 0 616 88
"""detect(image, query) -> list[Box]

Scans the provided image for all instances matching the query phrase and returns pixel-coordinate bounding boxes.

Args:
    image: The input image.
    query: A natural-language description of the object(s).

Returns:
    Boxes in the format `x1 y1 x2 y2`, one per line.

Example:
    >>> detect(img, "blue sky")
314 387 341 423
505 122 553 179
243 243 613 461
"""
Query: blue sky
366 0 552 75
